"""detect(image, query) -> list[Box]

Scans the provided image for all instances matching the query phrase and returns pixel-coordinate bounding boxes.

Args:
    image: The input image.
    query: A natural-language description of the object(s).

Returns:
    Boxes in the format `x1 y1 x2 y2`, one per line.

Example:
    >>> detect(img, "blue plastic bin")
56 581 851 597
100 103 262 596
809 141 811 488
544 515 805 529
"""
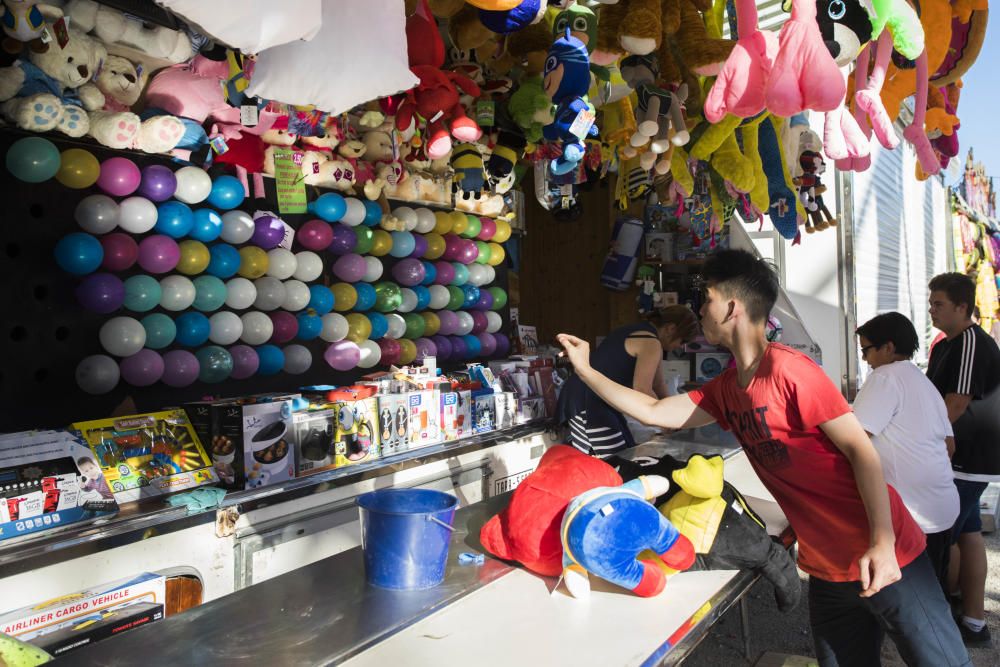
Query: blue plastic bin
357 488 458 590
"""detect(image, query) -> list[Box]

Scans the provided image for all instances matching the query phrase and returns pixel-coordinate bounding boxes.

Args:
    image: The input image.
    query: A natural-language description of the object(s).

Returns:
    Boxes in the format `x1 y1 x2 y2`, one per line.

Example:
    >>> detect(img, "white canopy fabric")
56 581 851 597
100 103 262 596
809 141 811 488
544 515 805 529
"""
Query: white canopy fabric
156 0 323 54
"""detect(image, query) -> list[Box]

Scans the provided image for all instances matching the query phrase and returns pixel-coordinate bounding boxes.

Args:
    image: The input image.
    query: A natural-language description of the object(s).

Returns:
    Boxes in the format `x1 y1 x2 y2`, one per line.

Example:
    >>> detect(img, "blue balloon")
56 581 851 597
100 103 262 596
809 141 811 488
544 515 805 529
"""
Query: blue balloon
190 208 223 242
206 243 241 279
363 200 382 227
367 312 388 340
155 201 194 238
297 313 322 340
141 313 176 349
192 275 227 311
124 275 162 312
389 231 416 258
462 284 481 309
256 344 285 375
451 262 470 286
54 232 103 275
462 334 482 359
206 175 245 210
310 192 346 222
420 261 437 286
175 312 211 346
354 282 377 311
196 345 233 383
308 285 334 315
412 285 431 311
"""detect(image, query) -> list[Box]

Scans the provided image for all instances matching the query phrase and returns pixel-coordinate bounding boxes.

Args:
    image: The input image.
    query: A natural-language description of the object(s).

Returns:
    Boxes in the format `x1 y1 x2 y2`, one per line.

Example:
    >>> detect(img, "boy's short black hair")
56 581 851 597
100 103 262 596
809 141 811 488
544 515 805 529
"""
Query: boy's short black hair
702 249 779 323
929 272 976 317
856 312 919 359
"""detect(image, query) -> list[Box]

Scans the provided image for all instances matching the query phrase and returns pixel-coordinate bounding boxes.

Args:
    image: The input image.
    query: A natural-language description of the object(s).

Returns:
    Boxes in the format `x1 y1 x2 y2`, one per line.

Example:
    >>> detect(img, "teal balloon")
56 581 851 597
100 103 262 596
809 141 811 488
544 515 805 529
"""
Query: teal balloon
207 175 245 210
6 136 60 182
196 345 233 382
141 313 176 349
190 209 223 242
403 313 426 339
451 262 469 286
192 275 226 311
447 285 465 311
373 281 402 313
123 275 162 312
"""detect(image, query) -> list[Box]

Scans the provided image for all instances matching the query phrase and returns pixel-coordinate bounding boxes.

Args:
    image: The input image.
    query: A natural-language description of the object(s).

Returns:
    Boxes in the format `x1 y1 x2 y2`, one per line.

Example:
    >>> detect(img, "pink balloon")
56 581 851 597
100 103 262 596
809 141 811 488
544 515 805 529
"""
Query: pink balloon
477 218 496 241
477 332 497 357
137 235 180 274
97 157 141 197
442 234 462 261
161 350 199 387
229 344 259 379
377 338 401 366
433 261 455 285
120 349 164 387
100 233 139 272
324 340 361 371
437 310 459 335
333 253 367 282
297 219 333 251
471 310 488 334
457 239 479 265
269 311 299 344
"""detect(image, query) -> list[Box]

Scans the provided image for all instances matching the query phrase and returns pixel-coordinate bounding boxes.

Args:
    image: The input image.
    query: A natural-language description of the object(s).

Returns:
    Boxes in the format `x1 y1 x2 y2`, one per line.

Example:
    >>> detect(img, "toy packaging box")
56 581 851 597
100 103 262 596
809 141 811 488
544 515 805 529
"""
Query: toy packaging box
34 600 164 657
408 390 442 449
518 397 546 423
440 390 472 441
291 409 336 477
0 430 119 543
0 572 165 643
330 396 380 467
378 393 411 457
71 411 217 503
495 392 517 429
472 392 496 434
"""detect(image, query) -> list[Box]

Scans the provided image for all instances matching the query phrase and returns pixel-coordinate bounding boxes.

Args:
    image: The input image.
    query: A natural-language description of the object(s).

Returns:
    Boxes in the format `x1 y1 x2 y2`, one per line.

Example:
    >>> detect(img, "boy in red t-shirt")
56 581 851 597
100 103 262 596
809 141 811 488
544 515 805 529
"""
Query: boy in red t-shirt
558 250 969 666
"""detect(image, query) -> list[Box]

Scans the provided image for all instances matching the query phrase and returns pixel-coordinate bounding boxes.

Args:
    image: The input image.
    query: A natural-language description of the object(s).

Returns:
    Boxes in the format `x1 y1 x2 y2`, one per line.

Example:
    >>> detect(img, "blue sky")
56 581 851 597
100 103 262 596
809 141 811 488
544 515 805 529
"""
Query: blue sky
949 11 998 189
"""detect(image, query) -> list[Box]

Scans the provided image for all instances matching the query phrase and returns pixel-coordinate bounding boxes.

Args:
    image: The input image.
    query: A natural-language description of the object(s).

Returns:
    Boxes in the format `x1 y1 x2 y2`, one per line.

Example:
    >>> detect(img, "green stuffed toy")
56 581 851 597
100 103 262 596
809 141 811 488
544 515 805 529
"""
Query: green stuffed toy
508 76 554 144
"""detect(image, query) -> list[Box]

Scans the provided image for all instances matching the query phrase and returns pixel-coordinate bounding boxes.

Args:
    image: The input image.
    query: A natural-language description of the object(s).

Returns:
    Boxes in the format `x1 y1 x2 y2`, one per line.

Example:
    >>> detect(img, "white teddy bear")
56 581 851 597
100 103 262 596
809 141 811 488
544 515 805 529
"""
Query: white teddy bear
65 0 193 64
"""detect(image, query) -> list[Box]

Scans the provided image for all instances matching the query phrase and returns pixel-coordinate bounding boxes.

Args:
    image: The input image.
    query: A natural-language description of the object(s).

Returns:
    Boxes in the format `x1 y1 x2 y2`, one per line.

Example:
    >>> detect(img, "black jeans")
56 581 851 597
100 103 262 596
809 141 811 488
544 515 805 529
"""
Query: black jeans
925 529 953 598
809 552 971 666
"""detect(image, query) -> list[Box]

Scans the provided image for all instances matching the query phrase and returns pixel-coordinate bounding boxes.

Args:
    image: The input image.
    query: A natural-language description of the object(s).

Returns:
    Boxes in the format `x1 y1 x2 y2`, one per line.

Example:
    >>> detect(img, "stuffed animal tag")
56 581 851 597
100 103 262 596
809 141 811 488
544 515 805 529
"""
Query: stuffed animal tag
53 17 70 48
569 108 596 140
600 503 615 517
210 136 230 155
731 499 743 514
240 104 259 127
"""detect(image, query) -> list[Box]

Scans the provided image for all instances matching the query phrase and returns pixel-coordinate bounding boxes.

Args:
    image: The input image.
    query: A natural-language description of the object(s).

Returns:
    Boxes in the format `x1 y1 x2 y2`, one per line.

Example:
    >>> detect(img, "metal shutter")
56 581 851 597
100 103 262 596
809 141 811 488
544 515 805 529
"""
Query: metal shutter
722 0 788 38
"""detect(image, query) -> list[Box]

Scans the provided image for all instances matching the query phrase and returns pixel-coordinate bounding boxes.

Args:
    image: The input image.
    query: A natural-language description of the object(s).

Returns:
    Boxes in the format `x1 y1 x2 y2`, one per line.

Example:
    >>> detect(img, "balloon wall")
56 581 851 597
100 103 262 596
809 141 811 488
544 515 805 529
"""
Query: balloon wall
0 134 511 431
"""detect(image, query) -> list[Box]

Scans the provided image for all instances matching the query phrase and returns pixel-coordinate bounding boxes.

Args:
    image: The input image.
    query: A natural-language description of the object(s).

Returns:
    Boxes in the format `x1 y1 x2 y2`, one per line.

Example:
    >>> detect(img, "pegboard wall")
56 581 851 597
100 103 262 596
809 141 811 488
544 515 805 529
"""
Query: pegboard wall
0 130 509 432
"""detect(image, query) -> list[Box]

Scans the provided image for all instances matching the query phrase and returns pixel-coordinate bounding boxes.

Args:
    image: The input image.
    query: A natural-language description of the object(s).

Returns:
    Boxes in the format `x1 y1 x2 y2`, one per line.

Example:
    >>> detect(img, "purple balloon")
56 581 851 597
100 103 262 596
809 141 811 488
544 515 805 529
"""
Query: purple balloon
333 253 367 282
229 344 259 379
137 235 180 274
392 258 425 287
437 310 459 335
475 290 494 311
76 273 125 313
457 239 479 265
414 337 437 361
471 311 488 334
97 157 141 197
269 311 299 344
327 223 358 255
100 233 139 272
251 215 286 249
433 261 455 285
411 234 428 258
449 335 468 360
442 234 462 261
494 333 511 358
120 349 164 386
324 340 361 371
138 164 177 202
161 349 200 387
431 335 453 361
477 332 497 357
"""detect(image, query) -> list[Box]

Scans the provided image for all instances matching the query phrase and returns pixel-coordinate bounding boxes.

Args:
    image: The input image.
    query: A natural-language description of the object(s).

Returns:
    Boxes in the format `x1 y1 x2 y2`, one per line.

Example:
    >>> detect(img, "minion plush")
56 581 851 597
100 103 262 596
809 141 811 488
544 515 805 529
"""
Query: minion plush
451 142 486 199
542 28 599 175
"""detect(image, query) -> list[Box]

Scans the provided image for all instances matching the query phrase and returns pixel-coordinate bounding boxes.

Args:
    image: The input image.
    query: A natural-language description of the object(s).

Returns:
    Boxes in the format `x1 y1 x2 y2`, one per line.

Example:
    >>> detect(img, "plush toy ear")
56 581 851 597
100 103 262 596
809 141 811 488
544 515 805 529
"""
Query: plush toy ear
671 455 724 499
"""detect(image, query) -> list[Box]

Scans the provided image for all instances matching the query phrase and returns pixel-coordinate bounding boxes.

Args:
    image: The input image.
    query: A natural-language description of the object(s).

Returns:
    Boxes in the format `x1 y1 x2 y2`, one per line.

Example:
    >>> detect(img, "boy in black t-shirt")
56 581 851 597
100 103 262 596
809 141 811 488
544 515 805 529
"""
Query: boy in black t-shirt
927 272 1000 648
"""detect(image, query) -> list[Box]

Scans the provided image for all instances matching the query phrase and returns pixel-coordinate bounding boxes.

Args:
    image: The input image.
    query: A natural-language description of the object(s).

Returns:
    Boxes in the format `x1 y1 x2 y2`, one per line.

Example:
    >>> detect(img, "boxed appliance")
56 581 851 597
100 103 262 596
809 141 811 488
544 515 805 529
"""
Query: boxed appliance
694 353 732 382
330 395 381 466
291 409 336 476
518 397 546 423
407 389 442 449
34 600 164 657
202 395 298 490
440 390 472 441
377 393 411 456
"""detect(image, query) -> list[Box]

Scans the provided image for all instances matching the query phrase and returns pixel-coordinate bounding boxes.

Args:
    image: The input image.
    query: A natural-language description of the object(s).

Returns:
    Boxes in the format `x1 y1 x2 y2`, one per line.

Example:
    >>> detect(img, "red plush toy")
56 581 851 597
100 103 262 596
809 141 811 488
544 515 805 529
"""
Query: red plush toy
396 0 483 160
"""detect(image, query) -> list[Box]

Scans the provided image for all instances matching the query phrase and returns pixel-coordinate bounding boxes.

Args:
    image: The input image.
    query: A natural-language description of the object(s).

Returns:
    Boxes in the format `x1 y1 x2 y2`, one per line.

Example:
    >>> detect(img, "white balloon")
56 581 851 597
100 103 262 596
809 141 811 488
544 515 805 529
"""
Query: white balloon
225 277 257 310
483 265 496 285
266 248 297 279
393 206 418 232
220 210 255 244
76 354 120 394
208 311 243 345
362 256 383 283
293 251 323 282
428 284 450 310
384 313 406 340
342 198 366 226
240 311 274 345
281 280 311 311
467 263 487 287
414 207 436 234
357 339 382 369
99 316 146 357
398 288 417 313
253 277 286 311
486 311 503 334
117 196 158 234
75 194 119 234
173 166 212 204
282 344 313 374
159 275 196 311
455 311 474 336
320 312 349 342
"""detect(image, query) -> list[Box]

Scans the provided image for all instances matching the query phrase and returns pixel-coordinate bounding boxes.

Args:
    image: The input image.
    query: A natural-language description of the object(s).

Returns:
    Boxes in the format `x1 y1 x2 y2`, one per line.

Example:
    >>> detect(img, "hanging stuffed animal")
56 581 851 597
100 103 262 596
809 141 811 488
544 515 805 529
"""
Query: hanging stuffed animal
452 142 486 201
485 126 527 193
619 54 689 172
1 0 47 54
542 28 598 175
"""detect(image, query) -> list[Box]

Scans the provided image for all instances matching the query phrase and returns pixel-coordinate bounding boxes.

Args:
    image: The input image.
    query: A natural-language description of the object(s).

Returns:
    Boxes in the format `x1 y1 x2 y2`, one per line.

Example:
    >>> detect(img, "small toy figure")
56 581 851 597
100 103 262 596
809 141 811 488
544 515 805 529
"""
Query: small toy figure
636 265 662 315
1 0 47 54
452 142 485 199
542 28 598 175
795 149 836 233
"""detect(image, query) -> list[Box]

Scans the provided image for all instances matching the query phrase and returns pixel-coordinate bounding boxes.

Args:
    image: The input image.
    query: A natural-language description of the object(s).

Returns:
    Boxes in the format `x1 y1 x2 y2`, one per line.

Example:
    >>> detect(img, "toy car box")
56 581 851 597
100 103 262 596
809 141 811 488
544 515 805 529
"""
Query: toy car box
378 393 412 456
0 430 118 543
440 390 472 441
72 411 217 503
34 600 164 657
291 409 336 477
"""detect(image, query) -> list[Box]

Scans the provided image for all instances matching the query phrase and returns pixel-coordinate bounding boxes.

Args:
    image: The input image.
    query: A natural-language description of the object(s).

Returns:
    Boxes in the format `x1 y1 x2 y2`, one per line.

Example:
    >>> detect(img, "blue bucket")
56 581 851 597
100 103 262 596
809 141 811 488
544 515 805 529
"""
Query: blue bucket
357 488 458 590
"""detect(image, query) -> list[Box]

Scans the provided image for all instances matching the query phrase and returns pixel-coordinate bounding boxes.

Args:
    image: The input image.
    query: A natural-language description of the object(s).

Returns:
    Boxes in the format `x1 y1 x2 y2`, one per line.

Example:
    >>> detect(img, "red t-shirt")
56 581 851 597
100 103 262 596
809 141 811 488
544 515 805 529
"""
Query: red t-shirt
687 344 926 582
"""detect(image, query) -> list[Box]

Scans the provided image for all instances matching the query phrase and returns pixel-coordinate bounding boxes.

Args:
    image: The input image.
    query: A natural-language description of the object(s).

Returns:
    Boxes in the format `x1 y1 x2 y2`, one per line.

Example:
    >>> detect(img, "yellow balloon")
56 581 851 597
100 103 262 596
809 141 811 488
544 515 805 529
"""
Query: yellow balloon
370 229 393 257
238 246 269 278
433 210 453 235
397 338 417 365
177 240 210 275
331 282 358 311
492 219 512 243
423 232 446 260
450 211 469 236
55 148 100 189
487 242 505 267
345 312 372 342
421 311 441 336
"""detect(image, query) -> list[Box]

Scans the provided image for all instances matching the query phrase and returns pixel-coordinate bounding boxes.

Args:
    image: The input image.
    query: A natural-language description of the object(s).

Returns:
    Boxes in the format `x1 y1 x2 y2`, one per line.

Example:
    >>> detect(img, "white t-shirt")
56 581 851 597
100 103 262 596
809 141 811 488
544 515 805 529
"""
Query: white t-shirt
853 360 959 534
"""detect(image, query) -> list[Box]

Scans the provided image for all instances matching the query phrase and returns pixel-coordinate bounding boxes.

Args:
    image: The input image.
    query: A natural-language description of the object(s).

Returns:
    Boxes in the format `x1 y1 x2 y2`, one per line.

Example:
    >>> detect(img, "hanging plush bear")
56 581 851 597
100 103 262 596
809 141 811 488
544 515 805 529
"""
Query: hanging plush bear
542 28 598 175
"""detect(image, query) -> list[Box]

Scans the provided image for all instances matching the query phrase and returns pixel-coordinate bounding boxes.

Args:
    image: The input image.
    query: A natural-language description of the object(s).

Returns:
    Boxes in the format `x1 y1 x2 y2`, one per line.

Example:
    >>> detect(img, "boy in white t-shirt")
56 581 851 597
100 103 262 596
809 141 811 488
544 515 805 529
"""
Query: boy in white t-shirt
853 312 960 592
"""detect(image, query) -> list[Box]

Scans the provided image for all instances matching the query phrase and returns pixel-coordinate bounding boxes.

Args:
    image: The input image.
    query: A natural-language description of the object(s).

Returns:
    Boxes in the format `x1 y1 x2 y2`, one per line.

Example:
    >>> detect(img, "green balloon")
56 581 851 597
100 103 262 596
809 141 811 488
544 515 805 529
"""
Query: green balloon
196 345 233 383
6 136 60 183
354 225 375 255
475 241 491 265
447 285 465 311
374 281 402 313
403 312 426 339
192 275 227 311
461 215 481 239
124 275 162 312
488 286 507 310
141 313 176 349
